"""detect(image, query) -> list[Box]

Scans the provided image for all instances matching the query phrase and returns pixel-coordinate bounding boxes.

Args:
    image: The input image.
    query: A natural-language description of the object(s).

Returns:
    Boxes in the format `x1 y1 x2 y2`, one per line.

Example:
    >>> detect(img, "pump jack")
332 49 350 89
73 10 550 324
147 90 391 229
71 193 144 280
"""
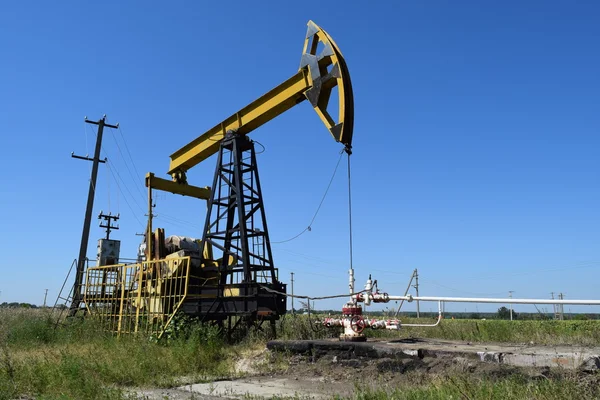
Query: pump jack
83 21 353 338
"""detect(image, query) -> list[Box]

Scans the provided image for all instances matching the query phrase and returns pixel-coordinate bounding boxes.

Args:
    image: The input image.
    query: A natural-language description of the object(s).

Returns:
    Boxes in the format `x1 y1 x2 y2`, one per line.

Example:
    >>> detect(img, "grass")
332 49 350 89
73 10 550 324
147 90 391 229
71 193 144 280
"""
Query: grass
348 373 600 400
2 309 600 399
271 312 600 345
0 308 232 400
365 316 600 345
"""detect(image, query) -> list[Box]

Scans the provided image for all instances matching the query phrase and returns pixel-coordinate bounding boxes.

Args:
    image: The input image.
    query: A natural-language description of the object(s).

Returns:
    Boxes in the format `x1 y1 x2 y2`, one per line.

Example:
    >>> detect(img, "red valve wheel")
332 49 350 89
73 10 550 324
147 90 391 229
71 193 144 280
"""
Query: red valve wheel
350 315 365 333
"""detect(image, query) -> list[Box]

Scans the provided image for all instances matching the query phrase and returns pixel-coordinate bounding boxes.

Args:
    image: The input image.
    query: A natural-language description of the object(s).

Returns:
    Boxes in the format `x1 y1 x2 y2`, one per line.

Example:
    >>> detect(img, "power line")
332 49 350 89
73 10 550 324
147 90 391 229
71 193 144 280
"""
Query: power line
117 125 145 184
154 214 203 231
93 125 147 219
156 213 203 229
260 284 366 301
106 161 120 214
105 159 145 228
88 122 146 215
270 150 344 244
110 128 146 202
106 153 111 212
368 268 415 276
103 157 146 214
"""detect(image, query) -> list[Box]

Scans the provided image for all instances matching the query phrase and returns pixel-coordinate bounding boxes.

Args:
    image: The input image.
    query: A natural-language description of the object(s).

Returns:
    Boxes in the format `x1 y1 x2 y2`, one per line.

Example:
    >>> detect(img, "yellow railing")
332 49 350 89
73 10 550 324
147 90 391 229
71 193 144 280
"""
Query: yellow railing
83 257 190 338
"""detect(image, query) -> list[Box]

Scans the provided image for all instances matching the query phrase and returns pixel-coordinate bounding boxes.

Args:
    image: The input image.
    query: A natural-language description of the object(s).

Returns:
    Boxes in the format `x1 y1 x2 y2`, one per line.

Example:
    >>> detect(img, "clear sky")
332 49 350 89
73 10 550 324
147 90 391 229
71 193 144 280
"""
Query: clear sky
1 1 599 314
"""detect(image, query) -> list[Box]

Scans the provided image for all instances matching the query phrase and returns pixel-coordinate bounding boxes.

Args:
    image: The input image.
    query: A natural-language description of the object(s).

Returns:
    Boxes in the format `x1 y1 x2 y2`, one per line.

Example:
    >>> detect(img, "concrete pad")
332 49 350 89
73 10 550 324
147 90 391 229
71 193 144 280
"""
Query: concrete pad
178 378 330 399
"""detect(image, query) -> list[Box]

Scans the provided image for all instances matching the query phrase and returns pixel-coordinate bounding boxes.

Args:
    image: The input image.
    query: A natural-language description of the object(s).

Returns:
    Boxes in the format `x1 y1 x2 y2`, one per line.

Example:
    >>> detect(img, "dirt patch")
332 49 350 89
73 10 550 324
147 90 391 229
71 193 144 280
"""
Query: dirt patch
257 343 600 392
135 340 600 399
234 347 268 376
272 349 526 386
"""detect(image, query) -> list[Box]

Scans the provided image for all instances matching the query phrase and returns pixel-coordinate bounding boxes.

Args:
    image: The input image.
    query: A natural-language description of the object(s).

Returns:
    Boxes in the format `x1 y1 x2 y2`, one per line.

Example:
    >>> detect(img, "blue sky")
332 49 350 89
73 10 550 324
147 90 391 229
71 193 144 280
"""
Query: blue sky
1 1 599 314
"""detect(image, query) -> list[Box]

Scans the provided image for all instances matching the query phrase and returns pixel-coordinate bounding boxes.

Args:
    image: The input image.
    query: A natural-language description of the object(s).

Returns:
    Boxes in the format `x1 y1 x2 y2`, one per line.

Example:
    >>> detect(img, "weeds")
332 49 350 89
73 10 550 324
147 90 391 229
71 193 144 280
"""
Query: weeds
273 314 600 346
0 343 16 400
365 317 600 345
0 308 231 399
350 372 600 400
3 309 600 399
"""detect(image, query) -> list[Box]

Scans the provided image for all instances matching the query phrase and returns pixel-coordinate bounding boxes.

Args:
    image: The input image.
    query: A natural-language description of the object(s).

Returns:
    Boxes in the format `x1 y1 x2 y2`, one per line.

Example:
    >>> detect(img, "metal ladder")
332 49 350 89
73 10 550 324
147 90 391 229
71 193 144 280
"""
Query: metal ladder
52 259 78 327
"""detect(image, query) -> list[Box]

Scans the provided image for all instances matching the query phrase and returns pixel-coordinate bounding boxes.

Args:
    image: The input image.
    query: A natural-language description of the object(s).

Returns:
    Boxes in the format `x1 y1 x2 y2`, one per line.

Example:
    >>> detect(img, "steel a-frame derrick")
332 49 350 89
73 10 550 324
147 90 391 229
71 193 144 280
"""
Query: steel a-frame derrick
182 132 285 337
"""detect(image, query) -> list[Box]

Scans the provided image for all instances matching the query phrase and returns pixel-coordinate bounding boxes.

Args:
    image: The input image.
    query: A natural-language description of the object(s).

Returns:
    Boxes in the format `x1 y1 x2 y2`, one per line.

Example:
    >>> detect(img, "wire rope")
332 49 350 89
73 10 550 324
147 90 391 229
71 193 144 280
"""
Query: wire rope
270 150 344 244
347 152 354 273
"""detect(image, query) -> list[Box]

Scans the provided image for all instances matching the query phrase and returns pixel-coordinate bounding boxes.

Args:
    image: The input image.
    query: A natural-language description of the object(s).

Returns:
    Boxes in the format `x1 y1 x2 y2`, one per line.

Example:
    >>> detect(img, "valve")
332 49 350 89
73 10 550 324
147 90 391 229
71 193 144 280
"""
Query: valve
350 315 365 334
372 292 390 303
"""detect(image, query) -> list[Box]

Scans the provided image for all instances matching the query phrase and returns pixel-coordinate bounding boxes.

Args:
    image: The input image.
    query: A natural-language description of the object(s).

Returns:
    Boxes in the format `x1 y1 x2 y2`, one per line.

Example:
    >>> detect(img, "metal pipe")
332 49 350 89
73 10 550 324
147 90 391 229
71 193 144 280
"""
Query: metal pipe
364 275 373 306
382 295 600 306
402 301 443 327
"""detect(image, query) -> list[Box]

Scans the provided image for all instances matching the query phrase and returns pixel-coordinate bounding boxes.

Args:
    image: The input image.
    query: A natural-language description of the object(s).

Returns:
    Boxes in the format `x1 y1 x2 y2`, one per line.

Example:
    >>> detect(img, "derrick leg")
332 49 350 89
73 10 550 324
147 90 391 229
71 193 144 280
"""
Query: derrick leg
182 132 287 338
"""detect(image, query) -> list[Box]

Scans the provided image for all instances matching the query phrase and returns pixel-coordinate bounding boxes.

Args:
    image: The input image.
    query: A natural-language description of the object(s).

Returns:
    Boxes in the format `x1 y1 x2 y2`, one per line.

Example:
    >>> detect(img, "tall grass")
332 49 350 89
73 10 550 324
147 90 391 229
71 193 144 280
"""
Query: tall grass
350 373 600 400
3 309 600 399
262 313 600 346
366 317 600 345
0 308 231 400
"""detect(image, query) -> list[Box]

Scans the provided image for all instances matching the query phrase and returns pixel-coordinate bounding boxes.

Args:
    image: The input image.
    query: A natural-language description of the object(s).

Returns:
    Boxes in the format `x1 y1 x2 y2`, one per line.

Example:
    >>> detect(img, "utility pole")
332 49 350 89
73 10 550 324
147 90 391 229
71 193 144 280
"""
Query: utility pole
98 211 120 239
146 185 155 261
508 291 514 321
394 269 417 317
413 269 420 318
290 272 295 316
69 115 119 316
551 292 558 319
559 293 565 320
43 289 48 308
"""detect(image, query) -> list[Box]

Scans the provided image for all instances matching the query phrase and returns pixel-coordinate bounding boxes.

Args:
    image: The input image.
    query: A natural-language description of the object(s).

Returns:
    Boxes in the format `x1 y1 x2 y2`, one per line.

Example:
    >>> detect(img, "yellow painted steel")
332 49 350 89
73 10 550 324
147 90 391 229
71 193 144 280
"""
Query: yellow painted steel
167 70 310 178
83 257 191 338
166 20 353 180
223 287 240 297
145 172 210 200
106 22 353 335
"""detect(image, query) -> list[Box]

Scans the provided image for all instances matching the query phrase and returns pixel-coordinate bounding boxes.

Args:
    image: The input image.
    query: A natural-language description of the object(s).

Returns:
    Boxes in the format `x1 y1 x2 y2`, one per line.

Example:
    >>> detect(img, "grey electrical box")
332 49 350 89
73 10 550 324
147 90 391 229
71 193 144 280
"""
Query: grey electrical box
97 239 121 266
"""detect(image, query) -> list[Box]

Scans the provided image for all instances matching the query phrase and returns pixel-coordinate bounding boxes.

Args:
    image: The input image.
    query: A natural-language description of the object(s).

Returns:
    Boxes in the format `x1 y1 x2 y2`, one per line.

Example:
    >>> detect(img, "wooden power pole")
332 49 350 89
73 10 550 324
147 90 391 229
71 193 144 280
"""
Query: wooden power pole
290 272 295 315
413 269 420 318
69 115 118 316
